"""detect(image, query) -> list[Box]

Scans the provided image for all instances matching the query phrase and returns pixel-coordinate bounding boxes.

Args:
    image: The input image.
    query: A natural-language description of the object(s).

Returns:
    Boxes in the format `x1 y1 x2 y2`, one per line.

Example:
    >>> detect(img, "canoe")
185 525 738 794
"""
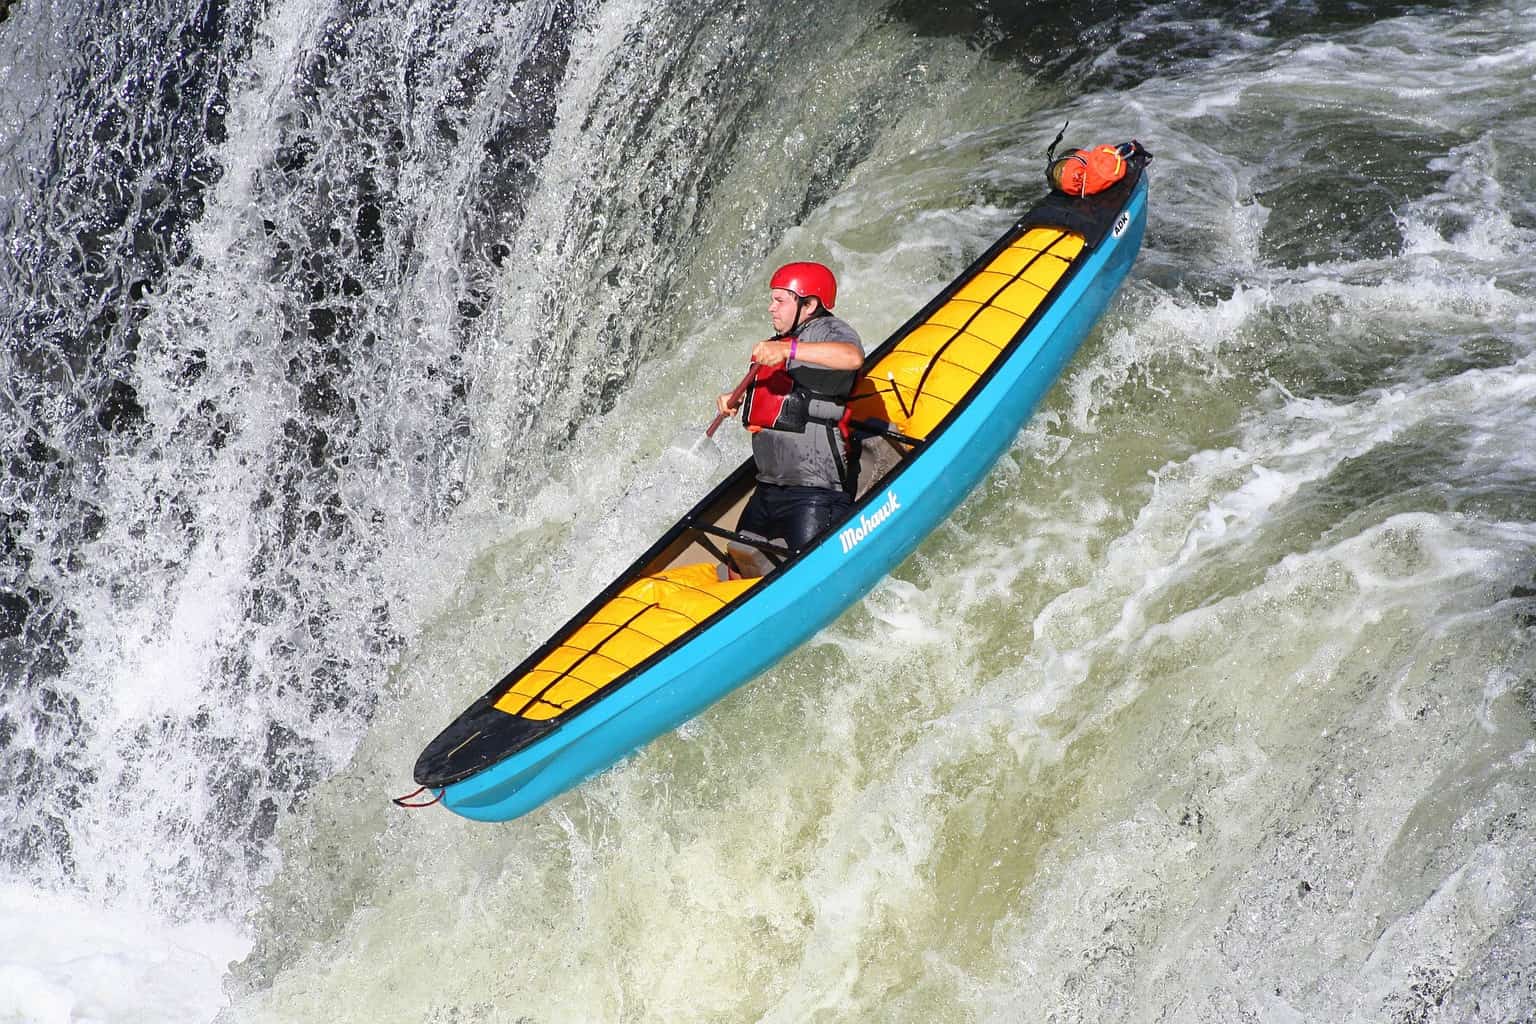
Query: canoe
411 146 1150 821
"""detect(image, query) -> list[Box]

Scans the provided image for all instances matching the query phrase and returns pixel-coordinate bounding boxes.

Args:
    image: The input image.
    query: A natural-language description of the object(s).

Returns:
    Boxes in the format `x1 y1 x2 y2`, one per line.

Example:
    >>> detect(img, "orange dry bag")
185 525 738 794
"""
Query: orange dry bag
1048 143 1132 197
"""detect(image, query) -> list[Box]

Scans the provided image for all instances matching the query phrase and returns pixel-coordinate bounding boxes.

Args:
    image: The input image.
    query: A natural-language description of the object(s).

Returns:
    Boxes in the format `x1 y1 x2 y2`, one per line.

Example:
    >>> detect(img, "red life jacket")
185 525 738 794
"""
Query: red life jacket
741 364 803 434
741 363 853 438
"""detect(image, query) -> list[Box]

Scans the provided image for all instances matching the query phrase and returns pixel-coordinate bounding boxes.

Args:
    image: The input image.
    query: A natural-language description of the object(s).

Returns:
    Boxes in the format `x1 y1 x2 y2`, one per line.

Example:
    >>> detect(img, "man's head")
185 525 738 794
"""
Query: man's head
769 261 837 335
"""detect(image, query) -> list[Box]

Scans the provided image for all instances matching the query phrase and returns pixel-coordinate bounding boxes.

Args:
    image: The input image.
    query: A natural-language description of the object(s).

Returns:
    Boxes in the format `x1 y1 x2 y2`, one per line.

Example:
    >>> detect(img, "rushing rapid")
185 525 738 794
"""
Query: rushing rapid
1 1 1532 1022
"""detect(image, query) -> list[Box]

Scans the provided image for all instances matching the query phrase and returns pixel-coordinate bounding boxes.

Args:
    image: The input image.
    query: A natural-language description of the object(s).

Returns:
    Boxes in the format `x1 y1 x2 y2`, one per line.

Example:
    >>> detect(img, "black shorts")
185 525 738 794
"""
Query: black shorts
737 482 851 552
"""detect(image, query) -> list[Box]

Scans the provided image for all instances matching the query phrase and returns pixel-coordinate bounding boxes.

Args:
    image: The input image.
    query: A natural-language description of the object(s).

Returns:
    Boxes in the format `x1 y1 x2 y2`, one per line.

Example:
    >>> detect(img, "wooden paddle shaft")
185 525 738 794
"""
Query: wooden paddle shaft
705 363 757 438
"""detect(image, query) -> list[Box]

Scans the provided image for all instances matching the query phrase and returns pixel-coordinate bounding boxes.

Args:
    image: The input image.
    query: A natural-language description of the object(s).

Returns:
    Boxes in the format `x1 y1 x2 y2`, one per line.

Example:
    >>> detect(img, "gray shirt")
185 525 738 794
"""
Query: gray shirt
751 313 865 489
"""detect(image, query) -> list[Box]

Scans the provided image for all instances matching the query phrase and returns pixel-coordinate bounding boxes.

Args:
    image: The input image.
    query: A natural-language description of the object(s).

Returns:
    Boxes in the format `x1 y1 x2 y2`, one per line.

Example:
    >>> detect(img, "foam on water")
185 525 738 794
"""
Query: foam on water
0 885 249 1024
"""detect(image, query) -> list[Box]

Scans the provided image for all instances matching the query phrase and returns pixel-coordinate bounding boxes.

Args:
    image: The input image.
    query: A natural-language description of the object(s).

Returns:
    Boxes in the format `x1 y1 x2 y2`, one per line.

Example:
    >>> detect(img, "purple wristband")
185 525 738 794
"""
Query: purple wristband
789 339 798 361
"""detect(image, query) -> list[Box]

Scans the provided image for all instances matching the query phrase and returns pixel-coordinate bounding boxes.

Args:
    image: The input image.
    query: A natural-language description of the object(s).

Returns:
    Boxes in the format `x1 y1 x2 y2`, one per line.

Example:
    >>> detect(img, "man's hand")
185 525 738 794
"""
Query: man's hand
717 390 742 417
750 338 792 367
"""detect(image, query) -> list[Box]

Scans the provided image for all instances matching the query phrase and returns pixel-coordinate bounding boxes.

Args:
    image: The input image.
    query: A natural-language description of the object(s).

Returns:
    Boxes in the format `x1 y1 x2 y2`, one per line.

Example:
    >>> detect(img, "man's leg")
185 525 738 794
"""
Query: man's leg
778 486 852 551
729 485 781 577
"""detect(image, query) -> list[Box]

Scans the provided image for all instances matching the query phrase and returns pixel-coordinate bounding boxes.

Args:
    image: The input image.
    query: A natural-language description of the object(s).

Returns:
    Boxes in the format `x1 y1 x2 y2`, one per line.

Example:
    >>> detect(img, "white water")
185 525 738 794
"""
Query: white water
0 885 247 1024
2 1 1534 1022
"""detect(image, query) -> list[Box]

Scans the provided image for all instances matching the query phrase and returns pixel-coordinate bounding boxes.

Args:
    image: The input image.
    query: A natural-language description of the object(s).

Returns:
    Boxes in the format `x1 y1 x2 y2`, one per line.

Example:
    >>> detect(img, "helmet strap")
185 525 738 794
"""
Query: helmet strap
786 295 817 337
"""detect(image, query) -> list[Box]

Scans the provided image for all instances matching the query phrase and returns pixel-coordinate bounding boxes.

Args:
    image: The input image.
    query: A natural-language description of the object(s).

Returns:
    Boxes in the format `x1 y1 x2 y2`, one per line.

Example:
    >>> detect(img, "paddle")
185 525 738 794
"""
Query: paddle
705 362 757 438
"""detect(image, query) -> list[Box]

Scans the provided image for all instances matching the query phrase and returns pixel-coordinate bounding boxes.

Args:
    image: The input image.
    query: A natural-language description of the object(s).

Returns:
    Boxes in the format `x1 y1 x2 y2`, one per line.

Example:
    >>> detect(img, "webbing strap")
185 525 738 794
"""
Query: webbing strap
910 229 1072 408
504 602 660 718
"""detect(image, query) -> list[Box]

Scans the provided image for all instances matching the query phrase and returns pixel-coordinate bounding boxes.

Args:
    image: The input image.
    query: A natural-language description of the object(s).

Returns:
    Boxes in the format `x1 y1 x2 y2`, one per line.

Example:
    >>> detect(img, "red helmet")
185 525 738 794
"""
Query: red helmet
769 261 837 310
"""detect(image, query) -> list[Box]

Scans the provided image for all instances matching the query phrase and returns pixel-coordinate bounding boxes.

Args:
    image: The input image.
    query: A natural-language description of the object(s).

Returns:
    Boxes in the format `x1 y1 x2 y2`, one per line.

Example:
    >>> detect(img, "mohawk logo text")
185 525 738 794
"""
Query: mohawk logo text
839 489 901 554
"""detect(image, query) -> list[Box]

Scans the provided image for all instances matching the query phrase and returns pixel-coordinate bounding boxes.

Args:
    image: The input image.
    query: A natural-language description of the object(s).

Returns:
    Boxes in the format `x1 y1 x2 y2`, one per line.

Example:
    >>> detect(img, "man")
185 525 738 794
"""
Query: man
716 261 865 567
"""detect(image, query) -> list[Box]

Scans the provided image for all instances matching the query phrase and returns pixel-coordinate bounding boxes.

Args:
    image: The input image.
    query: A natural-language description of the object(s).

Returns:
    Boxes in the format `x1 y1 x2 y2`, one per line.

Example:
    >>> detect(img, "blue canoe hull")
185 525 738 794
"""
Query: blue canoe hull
432 173 1149 822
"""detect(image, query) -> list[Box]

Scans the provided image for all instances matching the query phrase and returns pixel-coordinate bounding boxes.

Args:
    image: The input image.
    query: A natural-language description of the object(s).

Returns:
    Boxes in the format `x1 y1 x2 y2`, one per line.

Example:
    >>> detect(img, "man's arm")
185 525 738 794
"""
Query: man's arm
720 330 864 415
750 337 863 370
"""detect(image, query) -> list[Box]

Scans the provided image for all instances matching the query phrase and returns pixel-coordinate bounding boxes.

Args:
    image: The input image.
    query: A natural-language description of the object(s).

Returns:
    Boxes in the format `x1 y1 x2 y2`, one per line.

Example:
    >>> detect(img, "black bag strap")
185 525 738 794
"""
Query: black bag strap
1045 120 1070 170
